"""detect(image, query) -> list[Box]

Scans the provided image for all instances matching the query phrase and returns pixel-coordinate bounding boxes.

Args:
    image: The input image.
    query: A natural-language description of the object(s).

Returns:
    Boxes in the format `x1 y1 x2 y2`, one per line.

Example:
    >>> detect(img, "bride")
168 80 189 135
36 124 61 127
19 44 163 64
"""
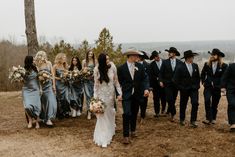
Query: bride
93 53 122 148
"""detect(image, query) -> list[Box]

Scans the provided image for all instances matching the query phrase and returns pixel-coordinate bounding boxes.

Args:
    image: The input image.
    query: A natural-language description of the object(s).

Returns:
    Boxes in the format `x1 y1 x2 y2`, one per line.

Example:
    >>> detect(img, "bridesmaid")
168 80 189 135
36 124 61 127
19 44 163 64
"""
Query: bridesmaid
35 51 57 126
22 56 41 129
52 53 70 119
82 50 96 120
69 57 83 117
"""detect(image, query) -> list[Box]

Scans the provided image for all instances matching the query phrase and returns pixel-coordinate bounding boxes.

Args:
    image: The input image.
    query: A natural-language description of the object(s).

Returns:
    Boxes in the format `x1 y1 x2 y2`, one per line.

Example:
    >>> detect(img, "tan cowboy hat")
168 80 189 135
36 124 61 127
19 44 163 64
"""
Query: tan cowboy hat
123 48 143 56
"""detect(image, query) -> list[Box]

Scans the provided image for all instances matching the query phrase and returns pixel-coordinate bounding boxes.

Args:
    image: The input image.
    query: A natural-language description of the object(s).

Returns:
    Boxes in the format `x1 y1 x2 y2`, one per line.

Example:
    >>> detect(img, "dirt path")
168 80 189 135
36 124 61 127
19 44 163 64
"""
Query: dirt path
0 91 234 157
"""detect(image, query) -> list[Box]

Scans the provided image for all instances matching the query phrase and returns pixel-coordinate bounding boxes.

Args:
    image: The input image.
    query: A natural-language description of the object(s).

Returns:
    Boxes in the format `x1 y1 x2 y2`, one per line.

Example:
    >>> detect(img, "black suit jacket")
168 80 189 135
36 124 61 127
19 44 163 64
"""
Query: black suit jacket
118 62 150 101
201 62 228 89
149 60 163 89
159 58 182 87
173 62 200 91
221 63 235 91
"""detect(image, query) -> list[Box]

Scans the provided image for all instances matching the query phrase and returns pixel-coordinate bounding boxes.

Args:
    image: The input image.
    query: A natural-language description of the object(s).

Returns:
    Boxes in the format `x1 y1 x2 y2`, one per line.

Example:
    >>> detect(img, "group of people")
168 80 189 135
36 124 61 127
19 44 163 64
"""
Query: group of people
22 50 97 129
21 46 235 148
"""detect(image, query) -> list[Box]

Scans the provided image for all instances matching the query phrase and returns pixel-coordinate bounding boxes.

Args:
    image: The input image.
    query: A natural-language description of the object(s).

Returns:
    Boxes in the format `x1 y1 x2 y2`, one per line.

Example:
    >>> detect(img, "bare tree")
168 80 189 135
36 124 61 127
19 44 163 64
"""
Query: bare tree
24 0 39 56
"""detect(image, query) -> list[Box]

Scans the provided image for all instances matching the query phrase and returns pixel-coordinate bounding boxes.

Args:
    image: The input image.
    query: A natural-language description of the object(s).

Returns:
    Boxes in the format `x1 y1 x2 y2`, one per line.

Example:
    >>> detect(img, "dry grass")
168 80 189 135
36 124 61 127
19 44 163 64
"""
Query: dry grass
0 89 235 157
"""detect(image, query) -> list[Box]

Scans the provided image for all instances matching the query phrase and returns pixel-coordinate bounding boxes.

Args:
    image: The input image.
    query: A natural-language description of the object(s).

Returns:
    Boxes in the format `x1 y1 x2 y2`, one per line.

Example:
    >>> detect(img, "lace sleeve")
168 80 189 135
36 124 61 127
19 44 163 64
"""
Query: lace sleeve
112 62 122 96
93 66 99 98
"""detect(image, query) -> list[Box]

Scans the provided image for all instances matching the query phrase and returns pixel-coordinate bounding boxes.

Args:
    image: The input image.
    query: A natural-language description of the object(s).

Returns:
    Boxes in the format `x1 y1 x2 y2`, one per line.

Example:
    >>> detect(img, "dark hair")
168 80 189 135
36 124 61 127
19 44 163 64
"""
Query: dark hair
24 56 38 72
85 50 96 66
69 57 82 71
98 53 111 84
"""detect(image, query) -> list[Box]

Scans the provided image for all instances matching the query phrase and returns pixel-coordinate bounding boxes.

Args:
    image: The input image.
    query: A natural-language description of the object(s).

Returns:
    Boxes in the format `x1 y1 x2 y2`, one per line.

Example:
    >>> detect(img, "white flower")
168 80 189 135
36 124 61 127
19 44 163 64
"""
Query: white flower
135 67 138 71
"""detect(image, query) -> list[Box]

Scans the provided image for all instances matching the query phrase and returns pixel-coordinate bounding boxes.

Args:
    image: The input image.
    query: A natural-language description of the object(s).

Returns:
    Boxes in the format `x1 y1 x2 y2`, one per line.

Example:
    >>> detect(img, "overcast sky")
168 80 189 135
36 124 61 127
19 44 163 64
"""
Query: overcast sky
0 0 235 44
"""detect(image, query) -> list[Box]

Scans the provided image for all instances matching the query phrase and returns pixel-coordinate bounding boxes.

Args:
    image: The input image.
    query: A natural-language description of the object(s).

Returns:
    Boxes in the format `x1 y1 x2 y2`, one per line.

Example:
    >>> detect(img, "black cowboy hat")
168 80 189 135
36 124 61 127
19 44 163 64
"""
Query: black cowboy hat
165 47 180 56
139 51 149 59
181 50 199 59
150 50 161 60
208 48 225 57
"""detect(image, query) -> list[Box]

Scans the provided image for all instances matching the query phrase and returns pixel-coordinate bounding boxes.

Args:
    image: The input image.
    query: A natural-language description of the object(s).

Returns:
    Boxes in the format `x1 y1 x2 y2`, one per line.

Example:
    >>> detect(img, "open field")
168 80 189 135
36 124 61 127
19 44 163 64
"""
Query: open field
0 90 234 157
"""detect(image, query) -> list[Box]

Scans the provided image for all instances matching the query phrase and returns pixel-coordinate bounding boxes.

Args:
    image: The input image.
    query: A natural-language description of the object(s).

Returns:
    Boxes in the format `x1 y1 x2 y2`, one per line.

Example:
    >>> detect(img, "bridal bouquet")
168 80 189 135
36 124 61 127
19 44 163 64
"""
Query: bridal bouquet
60 70 73 83
8 65 26 83
80 67 94 81
89 98 106 114
71 69 82 82
38 70 52 84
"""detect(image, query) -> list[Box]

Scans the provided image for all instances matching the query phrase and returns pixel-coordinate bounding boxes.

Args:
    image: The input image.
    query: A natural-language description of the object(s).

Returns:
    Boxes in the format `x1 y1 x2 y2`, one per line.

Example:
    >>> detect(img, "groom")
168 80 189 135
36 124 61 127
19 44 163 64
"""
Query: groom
118 48 150 144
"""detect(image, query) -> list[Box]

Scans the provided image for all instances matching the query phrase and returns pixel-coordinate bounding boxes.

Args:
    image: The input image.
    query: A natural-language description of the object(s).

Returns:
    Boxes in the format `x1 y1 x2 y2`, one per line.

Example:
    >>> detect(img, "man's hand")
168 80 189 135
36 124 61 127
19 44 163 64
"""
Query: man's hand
160 82 164 88
144 90 149 97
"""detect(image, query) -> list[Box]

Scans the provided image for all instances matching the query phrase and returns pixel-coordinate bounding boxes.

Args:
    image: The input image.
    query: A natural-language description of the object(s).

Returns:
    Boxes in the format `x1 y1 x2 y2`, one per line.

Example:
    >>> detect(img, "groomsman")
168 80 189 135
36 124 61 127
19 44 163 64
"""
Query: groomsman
173 50 200 128
221 63 235 132
149 50 167 117
159 47 182 121
118 49 150 144
201 49 228 125
138 51 150 122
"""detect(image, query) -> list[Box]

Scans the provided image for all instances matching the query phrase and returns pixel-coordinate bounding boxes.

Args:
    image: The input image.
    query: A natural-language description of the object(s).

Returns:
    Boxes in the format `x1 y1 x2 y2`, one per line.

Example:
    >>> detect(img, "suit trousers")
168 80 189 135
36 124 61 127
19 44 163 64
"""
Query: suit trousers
203 87 221 121
153 87 166 115
140 97 148 118
226 90 235 125
165 85 178 116
179 89 199 122
122 95 140 137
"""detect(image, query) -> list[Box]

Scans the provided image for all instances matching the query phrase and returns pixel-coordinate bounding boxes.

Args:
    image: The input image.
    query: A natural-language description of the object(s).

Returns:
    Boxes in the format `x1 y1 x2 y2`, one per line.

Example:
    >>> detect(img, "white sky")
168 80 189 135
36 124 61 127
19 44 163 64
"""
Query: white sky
0 0 235 44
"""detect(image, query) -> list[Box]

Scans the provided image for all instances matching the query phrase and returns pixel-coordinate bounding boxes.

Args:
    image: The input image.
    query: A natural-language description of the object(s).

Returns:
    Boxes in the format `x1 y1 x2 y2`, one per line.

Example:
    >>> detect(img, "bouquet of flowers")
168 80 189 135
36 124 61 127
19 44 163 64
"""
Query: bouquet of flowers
38 70 52 84
89 98 106 114
8 65 26 83
80 67 94 81
70 69 82 82
60 70 73 83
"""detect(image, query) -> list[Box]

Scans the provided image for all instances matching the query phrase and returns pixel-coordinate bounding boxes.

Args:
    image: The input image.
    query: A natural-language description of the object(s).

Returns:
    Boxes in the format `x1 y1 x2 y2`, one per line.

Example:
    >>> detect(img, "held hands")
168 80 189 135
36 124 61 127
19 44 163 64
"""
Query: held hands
160 82 164 88
221 88 226 96
117 95 122 101
144 90 149 97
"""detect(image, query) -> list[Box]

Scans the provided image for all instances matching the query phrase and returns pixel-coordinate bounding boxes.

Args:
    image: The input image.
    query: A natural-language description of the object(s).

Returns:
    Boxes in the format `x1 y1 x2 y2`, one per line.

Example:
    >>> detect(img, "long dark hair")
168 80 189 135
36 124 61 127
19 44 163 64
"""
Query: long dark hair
85 50 96 66
98 53 111 84
69 57 82 71
24 56 38 72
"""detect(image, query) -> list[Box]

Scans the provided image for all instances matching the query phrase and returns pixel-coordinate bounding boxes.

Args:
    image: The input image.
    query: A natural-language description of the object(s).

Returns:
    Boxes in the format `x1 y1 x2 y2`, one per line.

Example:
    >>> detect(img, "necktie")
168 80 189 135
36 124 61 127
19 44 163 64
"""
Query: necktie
212 63 217 74
188 64 193 77
130 63 135 80
156 61 161 69
171 60 175 71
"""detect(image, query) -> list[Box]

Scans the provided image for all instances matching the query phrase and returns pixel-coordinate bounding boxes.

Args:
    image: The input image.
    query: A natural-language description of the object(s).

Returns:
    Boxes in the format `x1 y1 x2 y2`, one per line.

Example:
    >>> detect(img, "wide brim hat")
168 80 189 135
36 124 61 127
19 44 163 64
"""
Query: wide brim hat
165 47 180 56
139 51 149 59
208 48 225 57
181 50 199 59
123 48 143 56
150 50 161 60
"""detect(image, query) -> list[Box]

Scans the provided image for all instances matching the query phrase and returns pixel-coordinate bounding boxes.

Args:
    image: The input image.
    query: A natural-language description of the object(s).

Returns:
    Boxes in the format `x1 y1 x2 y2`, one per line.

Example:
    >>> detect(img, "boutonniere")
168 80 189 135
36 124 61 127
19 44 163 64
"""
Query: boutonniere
219 69 222 72
135 67 138 71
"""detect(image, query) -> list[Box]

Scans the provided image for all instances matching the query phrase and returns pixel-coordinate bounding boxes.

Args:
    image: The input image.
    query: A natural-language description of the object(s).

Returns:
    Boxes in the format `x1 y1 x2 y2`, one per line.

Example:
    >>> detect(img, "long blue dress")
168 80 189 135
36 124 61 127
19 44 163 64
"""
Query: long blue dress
55 69 70 117
69 71 83 111
40 68 57 122
83 65 95 111
22 70 41 118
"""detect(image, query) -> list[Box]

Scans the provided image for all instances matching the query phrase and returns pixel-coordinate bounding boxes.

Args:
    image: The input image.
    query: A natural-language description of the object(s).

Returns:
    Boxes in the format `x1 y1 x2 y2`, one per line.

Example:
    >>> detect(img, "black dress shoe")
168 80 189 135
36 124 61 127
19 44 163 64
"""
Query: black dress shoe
202 120 211 125
190 122 198 128
180 121 185 126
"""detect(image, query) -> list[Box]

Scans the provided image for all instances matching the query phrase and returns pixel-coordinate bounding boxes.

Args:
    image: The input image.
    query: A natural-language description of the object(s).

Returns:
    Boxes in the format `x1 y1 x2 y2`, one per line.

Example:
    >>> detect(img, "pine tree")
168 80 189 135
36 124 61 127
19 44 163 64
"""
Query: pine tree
94 28 114 56
77 40 91 60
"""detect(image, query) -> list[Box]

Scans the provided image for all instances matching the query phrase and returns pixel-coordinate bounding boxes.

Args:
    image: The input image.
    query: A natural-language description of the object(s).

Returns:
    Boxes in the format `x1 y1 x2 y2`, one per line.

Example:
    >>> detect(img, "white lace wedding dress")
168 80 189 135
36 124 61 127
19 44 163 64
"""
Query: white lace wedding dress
93 62 122 147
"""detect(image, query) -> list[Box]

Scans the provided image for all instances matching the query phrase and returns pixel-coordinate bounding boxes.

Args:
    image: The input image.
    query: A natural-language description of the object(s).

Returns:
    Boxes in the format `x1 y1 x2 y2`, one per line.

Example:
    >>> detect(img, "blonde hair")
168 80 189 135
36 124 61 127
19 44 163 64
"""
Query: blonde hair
207 56 224 67
35 51 48 66
54 53 67 69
